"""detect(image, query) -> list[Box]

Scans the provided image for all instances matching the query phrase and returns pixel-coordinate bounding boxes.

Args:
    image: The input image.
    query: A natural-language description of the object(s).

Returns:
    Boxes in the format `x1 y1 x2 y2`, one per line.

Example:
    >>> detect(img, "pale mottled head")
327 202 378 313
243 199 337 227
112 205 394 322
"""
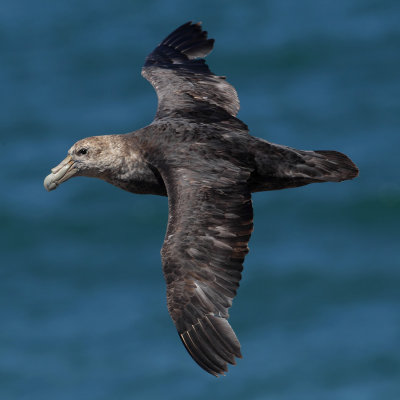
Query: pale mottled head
43 135 136 191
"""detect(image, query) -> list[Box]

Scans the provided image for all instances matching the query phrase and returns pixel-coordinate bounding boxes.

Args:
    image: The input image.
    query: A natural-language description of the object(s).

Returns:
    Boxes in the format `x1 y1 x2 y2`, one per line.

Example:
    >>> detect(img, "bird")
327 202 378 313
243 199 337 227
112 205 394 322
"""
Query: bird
44 21 358 376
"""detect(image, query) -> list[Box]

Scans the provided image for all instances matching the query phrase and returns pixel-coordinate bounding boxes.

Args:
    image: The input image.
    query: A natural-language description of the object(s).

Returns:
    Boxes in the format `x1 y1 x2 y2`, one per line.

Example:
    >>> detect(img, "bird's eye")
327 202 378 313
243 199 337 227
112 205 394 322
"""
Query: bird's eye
77 148 88 155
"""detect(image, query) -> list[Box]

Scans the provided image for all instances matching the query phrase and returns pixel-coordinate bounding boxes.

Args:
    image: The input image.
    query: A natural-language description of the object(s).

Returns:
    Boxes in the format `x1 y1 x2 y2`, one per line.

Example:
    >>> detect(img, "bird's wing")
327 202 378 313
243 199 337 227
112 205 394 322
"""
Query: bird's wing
159 158 253 376
142 22 240 119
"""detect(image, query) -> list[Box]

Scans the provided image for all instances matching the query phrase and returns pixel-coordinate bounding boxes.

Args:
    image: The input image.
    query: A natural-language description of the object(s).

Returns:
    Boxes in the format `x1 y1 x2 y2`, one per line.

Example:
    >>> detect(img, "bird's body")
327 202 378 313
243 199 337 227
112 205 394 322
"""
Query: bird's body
44 22 358 376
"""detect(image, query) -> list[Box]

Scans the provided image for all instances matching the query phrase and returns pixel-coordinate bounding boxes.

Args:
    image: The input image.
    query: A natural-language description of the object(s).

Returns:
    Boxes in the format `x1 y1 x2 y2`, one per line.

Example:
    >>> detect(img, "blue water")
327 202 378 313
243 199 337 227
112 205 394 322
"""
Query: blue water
1 1 399 399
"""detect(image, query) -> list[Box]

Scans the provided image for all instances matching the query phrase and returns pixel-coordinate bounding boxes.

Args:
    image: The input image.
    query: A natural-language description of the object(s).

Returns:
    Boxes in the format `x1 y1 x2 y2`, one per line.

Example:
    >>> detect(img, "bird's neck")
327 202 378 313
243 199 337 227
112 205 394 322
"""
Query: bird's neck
102 134 166 196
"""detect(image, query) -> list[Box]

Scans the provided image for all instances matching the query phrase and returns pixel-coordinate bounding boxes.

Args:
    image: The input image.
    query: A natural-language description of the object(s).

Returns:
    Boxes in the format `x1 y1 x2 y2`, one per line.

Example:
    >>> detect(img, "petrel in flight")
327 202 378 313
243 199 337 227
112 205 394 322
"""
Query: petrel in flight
44 22 358 376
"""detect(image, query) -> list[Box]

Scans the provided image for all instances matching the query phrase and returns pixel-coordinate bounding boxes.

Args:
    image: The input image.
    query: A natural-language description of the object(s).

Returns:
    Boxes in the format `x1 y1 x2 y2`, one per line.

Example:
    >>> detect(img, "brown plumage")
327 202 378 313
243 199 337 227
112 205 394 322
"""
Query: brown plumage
44 22 358 376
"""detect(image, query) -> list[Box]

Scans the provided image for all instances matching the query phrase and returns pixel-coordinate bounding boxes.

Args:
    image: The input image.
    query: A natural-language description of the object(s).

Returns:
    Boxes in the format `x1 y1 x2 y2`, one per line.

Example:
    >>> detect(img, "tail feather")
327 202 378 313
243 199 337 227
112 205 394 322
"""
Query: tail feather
251 140 359 192
313 150 359 181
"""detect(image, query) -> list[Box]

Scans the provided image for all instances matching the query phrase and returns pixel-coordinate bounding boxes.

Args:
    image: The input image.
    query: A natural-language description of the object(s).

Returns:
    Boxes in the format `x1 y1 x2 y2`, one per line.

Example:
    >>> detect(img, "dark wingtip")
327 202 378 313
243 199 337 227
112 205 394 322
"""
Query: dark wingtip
179 315 241 377
161 21 215 60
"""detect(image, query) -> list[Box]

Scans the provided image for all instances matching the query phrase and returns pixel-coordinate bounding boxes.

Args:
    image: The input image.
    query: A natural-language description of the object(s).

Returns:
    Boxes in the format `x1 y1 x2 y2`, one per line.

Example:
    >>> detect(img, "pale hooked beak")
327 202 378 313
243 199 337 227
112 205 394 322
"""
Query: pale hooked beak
43 155 78 192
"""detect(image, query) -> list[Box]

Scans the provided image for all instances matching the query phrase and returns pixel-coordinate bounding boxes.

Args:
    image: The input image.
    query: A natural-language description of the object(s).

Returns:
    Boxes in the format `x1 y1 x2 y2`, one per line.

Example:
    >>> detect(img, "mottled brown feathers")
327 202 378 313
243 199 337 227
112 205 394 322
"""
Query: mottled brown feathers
139 23 357 376
44 21 359 377
157 152 253 376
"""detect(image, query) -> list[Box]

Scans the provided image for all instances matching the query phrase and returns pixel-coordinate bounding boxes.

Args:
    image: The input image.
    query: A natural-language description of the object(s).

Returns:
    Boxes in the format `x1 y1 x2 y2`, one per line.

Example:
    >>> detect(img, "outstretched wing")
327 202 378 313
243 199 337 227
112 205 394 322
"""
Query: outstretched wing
160 158 253 376
142 22 240 119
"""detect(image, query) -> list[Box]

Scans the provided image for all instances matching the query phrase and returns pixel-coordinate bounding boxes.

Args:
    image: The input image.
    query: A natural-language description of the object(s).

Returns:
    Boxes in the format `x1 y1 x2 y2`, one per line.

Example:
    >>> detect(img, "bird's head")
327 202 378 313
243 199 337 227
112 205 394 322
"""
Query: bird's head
44 135 128 191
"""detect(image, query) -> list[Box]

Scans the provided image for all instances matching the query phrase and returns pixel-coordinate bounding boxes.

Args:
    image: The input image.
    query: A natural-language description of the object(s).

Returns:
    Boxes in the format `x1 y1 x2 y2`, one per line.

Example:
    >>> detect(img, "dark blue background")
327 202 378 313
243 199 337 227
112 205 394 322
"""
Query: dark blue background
1 1 399 399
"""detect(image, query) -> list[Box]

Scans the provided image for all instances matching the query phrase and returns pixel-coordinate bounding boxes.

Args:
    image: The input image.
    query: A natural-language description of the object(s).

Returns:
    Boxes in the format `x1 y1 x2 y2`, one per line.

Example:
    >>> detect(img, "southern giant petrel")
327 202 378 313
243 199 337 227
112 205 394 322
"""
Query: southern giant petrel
44 22 358 376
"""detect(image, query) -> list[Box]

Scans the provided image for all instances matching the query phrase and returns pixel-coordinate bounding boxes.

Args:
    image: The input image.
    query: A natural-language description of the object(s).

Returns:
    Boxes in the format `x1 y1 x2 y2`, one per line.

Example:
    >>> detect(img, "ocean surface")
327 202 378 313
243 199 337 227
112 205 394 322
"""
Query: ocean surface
1 1 399 399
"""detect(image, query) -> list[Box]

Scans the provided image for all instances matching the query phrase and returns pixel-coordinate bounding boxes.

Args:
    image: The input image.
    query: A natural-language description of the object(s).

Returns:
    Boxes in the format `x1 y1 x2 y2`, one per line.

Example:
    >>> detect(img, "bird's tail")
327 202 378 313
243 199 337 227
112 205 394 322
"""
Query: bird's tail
251 142 359 192
307 150 359 182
